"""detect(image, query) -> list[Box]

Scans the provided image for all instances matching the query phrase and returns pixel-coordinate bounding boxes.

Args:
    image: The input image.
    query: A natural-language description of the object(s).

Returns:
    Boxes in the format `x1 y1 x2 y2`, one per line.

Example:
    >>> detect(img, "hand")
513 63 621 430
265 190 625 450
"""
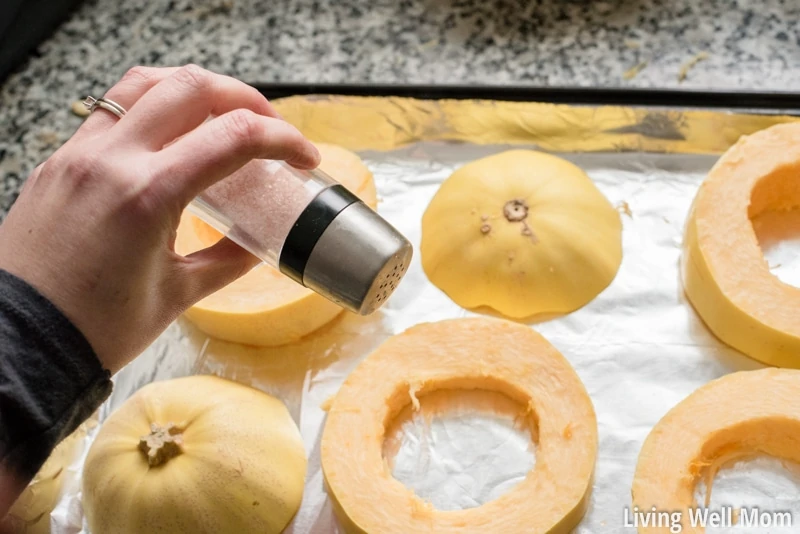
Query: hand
0 65 320 373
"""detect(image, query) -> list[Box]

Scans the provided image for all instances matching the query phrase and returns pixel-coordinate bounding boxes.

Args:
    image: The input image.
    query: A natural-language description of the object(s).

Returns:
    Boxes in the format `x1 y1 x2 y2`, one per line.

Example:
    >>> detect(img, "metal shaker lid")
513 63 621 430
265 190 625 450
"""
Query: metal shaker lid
278 185 413 315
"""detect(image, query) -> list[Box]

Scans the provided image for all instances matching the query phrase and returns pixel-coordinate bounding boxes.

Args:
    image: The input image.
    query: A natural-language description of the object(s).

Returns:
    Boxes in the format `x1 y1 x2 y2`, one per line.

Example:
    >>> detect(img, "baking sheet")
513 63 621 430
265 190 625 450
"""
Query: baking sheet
46 112 800 533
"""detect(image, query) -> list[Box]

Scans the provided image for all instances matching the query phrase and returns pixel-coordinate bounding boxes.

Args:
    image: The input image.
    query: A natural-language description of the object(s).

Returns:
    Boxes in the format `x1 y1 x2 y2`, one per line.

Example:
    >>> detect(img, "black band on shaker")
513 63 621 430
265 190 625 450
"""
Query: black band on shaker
279 184 360 284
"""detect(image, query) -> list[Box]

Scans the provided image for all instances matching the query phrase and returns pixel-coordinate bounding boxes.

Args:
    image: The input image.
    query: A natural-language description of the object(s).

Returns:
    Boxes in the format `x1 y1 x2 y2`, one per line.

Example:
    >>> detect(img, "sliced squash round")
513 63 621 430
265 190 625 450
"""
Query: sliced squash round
420 150 622 319
682 123 800 367
175 143 377 346
632 368 800 533
321 317 597 533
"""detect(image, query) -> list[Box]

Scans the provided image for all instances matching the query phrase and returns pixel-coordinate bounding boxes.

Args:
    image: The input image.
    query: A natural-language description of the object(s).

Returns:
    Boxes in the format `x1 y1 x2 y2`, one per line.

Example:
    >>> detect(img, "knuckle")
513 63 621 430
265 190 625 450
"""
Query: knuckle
222 109 262 148
117 170 180 223
127 181 169 216
40 149 68 174
120 66 152 86
62 151 107 185
174 64 213 93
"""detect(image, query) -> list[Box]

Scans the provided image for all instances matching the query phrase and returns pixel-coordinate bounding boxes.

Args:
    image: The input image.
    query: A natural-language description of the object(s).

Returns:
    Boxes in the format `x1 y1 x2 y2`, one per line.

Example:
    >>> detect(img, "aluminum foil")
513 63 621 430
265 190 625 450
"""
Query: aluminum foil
50 141 800 533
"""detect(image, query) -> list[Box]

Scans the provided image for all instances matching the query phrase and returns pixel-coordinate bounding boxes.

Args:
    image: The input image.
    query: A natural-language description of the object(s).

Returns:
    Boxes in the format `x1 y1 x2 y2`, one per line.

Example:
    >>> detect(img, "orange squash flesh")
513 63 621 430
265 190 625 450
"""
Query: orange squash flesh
682 123 800 367
321 317 597 533
174 143 377 346
632 368 800 533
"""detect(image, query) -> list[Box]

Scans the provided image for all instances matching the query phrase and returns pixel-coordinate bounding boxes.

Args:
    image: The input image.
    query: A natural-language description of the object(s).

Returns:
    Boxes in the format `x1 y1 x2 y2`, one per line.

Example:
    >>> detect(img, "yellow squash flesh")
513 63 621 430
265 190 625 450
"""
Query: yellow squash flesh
681 123 800 367
632 368 800 533
82 375 306 534
321 317 597 533
8 427 86 533
174 143 377 346
421 150 622 319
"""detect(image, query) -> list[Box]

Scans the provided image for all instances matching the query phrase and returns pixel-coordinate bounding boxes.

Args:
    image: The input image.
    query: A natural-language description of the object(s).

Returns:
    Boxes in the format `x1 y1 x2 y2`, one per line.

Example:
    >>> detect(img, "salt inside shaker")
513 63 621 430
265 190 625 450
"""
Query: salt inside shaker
187 158 412 315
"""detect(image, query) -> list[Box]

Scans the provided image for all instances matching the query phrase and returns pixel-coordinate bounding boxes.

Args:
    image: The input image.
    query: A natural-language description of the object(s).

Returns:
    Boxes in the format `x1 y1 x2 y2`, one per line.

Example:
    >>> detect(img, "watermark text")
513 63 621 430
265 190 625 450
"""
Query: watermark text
624 506 793 533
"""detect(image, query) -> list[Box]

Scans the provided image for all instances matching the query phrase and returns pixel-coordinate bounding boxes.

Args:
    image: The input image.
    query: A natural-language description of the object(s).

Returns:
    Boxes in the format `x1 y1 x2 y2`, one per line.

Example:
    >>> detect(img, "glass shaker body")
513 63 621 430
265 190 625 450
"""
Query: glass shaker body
188 159 335 265
186 158 412 315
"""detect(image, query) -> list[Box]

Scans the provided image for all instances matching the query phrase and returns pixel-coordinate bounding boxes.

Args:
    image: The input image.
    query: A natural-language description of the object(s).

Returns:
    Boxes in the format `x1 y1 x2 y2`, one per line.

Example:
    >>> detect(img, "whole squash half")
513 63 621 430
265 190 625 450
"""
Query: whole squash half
632 368 800 533
421 150 622 319
682 123 800 367
321 317 597 533
82 375 307 534
174 143 377 346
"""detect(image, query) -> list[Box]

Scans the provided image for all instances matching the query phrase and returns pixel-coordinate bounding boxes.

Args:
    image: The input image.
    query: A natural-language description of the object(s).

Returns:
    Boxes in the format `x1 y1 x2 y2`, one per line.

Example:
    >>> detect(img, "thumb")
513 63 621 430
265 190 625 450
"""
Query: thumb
179 237 261 305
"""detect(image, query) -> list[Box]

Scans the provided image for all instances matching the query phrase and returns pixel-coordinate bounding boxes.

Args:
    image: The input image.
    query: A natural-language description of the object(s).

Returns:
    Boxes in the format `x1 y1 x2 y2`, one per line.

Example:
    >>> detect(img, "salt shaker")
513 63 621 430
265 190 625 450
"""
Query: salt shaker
187 157 412 315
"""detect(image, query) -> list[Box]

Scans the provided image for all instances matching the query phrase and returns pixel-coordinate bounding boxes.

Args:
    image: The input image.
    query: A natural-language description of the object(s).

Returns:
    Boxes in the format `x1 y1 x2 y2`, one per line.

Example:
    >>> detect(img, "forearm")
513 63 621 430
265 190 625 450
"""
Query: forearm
0 269 112 517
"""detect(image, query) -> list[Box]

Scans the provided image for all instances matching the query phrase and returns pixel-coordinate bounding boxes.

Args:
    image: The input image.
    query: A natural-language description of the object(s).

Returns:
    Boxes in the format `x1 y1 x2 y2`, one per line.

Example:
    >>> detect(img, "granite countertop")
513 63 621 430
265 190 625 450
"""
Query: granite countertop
1 0 798 217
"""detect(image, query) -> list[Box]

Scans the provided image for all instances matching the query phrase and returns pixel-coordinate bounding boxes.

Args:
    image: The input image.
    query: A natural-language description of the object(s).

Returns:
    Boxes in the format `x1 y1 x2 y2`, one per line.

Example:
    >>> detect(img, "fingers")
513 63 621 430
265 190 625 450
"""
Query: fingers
110 64 281 150
178 237 261 304
153 110 320 205
75 66 179 139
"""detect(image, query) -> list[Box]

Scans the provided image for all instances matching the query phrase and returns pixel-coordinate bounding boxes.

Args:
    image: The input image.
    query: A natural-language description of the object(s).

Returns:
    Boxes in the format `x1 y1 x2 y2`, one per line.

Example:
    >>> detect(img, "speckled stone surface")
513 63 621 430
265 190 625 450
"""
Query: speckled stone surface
1 0 799 217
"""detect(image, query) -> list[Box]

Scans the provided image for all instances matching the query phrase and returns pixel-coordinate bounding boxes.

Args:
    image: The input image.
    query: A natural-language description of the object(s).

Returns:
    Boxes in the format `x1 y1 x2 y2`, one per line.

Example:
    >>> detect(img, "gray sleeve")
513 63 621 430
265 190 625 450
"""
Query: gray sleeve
0 269 112 482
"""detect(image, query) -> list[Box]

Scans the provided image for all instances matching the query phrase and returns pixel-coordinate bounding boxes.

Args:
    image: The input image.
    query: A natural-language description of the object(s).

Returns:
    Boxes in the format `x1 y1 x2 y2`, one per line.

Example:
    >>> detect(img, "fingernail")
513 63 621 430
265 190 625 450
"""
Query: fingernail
309 143 321 166
264 100 284 120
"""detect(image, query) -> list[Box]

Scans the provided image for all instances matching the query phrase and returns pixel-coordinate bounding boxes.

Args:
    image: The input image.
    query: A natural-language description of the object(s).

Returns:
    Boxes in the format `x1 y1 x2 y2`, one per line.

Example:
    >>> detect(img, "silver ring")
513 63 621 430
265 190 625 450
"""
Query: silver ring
83 96 128 119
